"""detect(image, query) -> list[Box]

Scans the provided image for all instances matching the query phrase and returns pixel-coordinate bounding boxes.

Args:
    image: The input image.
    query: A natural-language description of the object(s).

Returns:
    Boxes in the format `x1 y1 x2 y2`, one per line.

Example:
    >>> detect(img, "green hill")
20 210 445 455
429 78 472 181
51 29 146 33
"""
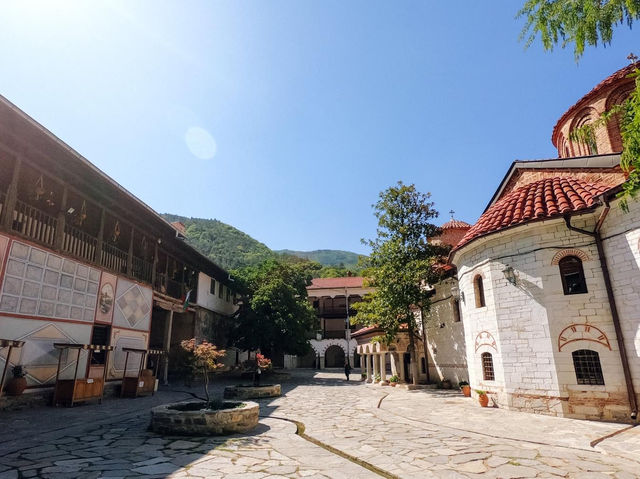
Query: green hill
275 249 361 268
162 214 363 273
161 214 274 270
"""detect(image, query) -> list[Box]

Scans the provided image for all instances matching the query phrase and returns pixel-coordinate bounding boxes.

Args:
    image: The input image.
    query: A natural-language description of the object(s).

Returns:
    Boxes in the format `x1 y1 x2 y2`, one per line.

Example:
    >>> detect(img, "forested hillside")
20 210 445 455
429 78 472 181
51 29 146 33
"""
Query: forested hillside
161 214 363 274
275 249 360 268
161 214 274 270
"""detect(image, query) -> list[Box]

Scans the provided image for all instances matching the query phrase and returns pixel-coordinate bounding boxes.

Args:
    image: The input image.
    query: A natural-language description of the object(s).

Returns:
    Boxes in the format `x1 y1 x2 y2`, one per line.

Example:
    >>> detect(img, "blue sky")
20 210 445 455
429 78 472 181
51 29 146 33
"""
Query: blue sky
0 1 636 255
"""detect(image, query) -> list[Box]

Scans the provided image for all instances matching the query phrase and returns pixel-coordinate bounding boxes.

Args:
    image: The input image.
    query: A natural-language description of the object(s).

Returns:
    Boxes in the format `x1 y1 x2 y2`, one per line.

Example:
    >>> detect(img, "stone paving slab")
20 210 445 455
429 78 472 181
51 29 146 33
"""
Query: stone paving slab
0 371 639 478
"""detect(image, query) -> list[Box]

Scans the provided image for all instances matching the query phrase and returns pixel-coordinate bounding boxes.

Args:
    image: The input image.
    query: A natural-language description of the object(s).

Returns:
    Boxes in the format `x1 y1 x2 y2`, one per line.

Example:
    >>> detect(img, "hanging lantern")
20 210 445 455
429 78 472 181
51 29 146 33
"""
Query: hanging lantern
112 221 121 243
34 175 45 200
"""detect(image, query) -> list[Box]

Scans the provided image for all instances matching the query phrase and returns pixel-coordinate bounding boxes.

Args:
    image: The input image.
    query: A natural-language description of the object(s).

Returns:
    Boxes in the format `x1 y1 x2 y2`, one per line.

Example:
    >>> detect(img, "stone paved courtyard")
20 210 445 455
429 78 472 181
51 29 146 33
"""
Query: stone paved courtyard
0 370 639 478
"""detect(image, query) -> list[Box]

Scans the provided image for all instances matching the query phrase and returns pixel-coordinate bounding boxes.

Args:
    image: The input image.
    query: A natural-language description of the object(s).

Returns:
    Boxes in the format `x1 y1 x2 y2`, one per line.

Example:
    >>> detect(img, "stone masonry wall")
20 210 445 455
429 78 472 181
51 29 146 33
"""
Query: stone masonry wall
454 214 631 420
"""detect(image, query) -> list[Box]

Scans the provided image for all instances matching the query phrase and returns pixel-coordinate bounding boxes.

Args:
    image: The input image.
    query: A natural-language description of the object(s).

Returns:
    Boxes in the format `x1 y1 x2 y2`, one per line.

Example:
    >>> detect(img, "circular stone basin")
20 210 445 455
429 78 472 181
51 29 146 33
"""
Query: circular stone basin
223 384 282 399
150 400 259 436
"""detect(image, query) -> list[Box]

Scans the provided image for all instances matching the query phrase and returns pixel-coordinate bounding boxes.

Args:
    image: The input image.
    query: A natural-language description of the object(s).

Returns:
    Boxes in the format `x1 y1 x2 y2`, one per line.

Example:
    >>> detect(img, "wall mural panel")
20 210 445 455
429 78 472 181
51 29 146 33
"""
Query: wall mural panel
112 278 152 331
95 272 116 324
107 327 149 380
0 240 99 321
0 316 92 386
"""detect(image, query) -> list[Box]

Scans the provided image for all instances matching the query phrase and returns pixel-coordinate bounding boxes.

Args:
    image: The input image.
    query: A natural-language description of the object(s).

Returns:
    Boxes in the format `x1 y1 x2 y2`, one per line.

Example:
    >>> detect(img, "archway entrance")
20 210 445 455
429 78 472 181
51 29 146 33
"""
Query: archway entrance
325 345 345 368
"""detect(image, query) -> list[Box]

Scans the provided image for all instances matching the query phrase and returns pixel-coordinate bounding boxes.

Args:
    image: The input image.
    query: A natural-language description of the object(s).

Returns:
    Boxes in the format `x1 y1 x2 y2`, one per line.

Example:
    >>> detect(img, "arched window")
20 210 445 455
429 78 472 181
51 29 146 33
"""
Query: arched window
559 256 588 295
606 85 634 152
572 349 604 385
473 275 485 308
481 352 494 381
571 108 598 156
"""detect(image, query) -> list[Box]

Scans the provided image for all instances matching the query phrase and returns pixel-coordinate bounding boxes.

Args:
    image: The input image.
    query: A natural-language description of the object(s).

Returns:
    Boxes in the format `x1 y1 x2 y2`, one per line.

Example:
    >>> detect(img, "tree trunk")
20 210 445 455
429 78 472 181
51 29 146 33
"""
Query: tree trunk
203 366 210 404
407 320 419 386
420 308 430 384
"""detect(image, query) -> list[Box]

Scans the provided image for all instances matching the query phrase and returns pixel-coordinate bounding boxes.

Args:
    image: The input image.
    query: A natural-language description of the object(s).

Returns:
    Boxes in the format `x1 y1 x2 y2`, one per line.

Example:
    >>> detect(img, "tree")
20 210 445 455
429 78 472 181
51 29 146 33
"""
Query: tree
353 182 449 385
180 338 225 405
518 0 640 206
230 259 317 358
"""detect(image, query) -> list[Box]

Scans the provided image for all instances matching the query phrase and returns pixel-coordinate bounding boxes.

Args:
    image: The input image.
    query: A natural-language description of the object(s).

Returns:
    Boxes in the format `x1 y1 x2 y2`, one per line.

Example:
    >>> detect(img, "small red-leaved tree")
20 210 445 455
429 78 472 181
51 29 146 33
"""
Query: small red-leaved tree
181 338 226 404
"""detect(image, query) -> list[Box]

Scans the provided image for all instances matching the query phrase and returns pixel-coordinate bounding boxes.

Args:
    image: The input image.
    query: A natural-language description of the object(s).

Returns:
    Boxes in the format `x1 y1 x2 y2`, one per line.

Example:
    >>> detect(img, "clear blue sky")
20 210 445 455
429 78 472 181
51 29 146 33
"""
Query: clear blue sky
0 2 636 255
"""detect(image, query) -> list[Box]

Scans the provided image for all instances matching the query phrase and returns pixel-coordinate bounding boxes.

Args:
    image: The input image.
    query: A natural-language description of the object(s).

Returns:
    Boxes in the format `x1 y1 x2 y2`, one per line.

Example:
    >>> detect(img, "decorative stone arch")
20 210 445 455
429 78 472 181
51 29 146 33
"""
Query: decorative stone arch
551 248 589 265
569 107 599 156
313 339 348 356
558 323 612 352
606 84 634 152
474 331 497 352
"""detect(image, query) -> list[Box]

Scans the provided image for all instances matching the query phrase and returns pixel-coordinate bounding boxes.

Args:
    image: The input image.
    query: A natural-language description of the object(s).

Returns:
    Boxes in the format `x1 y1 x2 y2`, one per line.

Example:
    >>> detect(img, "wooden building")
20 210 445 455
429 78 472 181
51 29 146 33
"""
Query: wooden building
0 95 237 395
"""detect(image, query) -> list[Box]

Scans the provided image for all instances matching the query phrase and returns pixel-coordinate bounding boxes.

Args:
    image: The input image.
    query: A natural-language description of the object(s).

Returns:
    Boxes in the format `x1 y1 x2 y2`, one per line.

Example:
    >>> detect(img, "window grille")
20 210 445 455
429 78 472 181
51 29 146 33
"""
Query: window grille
559 256 588 295
572 349 604 385
481 352 494 381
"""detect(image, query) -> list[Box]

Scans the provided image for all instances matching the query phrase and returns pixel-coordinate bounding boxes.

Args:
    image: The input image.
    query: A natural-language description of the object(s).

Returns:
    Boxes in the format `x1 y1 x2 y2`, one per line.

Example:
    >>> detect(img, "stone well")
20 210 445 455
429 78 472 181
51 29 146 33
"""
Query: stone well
223 384 282 400
150 400 259 436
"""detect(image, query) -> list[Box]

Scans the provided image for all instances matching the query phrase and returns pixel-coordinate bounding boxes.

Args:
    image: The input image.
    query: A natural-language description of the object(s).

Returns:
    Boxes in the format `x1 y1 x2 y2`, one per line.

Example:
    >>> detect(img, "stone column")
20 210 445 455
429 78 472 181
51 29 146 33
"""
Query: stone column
320 356 325 369
390 353 398 377
399 353 406 383
373 354 380 382
380 352 388 385
365 354 372 383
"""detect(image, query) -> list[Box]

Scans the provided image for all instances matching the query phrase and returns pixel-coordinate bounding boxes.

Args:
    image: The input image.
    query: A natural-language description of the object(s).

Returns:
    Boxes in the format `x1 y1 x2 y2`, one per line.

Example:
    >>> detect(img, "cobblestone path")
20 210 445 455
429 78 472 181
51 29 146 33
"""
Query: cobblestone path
0 371 638 478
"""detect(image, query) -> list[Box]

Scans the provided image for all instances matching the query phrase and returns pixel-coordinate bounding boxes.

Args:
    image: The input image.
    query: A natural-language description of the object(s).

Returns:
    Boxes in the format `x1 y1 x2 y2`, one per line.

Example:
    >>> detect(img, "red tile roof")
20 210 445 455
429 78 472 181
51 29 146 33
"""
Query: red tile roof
552 62 638 146
453 177 617 251
441 219 472 229
307 276 365 290
351 325 380 338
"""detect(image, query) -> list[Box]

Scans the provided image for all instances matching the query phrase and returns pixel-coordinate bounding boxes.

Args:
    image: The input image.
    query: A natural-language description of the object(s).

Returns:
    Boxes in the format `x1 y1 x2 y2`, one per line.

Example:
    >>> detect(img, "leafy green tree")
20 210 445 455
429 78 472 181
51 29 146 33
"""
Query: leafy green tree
353 182 448 385
230 259 317 358
518 0 640 206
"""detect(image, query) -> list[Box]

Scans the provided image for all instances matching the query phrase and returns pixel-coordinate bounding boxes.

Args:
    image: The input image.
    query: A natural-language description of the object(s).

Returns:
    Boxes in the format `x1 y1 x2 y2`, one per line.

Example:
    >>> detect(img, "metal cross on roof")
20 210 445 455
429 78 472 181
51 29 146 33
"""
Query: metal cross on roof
628 52 638 63
449 209 455 219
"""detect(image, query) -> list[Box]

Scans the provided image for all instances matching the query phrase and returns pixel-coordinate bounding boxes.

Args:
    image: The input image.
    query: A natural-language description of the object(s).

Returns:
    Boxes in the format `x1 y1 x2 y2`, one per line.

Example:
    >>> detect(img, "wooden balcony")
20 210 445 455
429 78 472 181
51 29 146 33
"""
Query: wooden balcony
63 224 97 263
101 242 127 275
131 255 153 284
12 199 57 247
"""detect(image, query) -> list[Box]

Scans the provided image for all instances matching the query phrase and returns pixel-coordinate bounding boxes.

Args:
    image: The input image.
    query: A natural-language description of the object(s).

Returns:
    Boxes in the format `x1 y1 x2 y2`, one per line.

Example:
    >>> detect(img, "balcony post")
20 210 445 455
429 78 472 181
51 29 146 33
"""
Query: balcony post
96 209 105 267
2 158 20 231
152 241 158 288
127 226 134 276
53 186 67 251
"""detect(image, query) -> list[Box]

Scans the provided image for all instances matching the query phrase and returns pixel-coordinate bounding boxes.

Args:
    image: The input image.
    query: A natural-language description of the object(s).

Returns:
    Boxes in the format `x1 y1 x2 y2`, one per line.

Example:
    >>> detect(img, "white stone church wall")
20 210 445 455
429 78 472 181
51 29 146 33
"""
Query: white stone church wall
454 214 631 420
422 278 468 385
600 196 640 415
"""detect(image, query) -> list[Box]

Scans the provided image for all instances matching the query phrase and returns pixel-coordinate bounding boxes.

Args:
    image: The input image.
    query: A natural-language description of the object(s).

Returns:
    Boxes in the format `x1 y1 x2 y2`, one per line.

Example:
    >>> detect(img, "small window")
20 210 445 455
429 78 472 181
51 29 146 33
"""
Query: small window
452 299 461 322
474 275 485 308
210 279 216 295
572 349 604 385
90 325 111 365
421 357 426 373
219 284 224 299
559 256 588 295
226 288 231 302
312 300 319 309
481 352 494 381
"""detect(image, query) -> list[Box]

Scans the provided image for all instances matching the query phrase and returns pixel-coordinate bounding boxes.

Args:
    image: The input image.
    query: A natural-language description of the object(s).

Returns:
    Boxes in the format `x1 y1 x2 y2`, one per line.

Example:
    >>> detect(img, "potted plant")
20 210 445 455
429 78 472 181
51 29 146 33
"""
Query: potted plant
459 381 471 397
374 373 381 383
361 372 367 381
475 389 489 407
6 365 27 396
389 375 399 387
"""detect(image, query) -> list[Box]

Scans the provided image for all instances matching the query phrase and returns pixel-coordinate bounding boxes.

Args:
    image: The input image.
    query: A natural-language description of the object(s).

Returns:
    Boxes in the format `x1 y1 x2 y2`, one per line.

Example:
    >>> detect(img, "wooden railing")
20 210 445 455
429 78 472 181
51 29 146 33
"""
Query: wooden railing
12 200 57 246
131 256 153 284
101 243 127 274
62 224 97 263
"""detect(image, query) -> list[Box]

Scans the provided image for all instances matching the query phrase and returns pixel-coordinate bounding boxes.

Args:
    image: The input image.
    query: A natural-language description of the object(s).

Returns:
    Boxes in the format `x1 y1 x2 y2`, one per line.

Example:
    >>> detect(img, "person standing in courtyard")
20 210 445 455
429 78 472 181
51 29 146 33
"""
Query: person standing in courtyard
344 361 352 381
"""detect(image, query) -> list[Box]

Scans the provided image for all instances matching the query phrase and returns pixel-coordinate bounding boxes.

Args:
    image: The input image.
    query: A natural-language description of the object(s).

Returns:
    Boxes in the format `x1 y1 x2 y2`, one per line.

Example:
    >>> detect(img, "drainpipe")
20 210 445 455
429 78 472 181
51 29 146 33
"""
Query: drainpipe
564 206 638 421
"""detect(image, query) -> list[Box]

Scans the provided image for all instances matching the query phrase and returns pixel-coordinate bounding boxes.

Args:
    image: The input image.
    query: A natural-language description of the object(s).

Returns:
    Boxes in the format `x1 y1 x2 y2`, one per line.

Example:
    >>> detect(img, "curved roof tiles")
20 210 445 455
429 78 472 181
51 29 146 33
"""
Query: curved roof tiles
453 177 615 251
